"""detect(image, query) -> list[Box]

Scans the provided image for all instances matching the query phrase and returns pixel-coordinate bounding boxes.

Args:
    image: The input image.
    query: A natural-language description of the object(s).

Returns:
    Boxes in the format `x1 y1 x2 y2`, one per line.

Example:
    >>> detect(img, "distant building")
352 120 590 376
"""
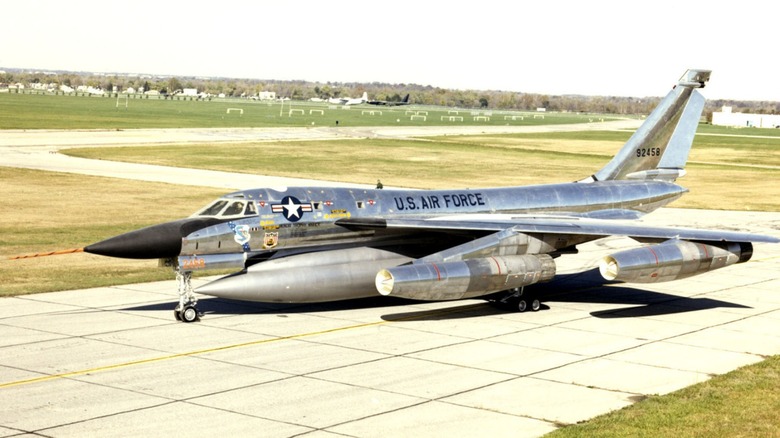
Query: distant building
182 88 198 96
76 85 104 95
712 106 780 128
256 91 276 100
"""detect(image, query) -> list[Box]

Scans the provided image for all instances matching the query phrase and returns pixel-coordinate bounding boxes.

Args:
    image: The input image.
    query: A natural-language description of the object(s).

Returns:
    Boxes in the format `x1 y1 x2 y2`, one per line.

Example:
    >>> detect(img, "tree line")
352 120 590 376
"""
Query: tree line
2 68 779 119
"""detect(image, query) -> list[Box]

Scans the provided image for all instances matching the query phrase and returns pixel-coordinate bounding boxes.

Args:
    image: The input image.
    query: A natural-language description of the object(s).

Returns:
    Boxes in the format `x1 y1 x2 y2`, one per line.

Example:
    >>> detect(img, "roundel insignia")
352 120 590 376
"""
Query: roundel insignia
271 196 313 222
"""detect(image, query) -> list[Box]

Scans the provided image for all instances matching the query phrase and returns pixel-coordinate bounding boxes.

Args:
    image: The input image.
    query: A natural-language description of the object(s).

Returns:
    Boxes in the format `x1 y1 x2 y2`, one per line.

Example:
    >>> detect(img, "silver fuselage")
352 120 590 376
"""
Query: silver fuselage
181 180 686 260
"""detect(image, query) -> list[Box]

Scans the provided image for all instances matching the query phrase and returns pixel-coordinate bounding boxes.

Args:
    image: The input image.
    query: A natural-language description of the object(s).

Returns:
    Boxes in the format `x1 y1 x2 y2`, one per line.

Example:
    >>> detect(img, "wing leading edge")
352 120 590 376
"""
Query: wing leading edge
337 215 780 245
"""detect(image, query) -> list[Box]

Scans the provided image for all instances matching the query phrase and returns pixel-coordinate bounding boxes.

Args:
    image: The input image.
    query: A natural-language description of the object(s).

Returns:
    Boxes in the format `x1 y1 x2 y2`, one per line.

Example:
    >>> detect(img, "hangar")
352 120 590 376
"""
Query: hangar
712 106 780 128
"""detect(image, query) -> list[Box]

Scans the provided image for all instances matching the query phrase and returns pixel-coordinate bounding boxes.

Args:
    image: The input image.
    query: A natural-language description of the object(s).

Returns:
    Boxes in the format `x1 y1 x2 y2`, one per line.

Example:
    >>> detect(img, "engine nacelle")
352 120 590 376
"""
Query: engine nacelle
599 240 753 283
376 254 556 301
196 247 412 302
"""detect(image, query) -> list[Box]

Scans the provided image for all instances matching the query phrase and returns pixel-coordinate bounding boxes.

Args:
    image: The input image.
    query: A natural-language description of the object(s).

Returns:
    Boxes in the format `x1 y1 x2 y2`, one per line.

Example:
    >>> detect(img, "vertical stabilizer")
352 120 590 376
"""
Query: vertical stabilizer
588 69 711 182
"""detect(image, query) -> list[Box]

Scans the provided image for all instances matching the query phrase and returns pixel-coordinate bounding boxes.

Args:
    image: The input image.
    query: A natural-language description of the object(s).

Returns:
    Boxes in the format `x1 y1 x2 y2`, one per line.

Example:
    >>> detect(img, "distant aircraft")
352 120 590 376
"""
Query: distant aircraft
328 92 368 105
75 70 778 322
367 93 410 106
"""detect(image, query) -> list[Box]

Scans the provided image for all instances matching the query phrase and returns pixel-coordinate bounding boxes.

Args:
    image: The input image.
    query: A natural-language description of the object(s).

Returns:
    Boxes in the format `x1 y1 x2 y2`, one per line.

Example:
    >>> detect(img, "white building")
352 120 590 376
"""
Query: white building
712 106 780 128
76 85 105 95
256 91 276 100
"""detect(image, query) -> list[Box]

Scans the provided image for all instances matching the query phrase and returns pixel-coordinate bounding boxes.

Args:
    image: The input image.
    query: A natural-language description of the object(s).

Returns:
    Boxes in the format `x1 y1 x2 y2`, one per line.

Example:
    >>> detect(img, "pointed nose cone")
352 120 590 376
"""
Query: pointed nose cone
84 218 223 259
196 272 252 299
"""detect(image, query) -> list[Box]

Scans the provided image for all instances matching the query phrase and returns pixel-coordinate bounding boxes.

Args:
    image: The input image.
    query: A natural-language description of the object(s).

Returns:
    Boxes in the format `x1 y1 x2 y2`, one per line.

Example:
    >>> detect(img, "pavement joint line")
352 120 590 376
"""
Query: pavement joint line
0 304 471 390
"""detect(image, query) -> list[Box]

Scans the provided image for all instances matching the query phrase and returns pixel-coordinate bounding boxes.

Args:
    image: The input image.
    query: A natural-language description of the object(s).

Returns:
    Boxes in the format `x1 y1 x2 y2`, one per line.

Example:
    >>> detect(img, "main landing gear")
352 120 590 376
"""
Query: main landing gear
173 268 200 323
496 287 542 313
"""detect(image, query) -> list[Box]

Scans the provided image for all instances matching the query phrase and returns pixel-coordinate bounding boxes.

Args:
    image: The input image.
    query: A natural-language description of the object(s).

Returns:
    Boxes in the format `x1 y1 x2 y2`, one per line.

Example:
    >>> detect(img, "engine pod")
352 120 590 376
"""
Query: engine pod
599 240 752 283
376 254 555 300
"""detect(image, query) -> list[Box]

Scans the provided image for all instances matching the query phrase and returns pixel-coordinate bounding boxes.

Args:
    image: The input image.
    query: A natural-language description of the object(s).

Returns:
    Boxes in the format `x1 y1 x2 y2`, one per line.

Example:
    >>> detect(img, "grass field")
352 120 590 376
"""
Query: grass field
548 355 780 437
0 92 608 129
0 167 225 295
63 129 780 211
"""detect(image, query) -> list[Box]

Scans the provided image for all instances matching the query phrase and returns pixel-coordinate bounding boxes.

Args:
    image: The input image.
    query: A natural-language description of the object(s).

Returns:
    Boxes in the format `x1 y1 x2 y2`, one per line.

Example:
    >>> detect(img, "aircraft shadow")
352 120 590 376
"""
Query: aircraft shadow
120 295 415 317
381 268 751 321
120 269 749 321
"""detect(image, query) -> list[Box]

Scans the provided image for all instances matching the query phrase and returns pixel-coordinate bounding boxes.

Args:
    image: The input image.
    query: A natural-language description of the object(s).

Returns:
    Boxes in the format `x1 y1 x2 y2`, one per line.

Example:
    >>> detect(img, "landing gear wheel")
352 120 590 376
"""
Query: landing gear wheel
531 298 541 312
174 267 200 322
180 304 200 323
517 299 528 313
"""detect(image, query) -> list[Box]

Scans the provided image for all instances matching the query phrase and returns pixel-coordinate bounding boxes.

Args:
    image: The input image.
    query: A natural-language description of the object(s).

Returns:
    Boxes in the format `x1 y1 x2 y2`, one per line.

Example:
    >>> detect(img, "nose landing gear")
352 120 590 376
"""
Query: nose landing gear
174 268 200 323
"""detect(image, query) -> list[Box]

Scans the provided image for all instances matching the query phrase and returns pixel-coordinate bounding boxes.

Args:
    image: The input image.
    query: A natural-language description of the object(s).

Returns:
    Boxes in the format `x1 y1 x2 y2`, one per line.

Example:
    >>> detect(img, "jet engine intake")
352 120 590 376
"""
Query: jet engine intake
599 240 752 283
376 254 555 301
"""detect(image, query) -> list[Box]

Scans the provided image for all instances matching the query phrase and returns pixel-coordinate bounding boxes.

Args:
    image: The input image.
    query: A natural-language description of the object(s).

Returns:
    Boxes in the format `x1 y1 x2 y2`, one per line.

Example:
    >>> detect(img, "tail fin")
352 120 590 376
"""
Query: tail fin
587 69 711 182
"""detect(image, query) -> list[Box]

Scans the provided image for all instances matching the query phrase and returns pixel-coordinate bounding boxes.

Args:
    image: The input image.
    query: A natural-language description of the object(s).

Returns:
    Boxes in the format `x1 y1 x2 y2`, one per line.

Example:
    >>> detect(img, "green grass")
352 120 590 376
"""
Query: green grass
0 92 608 129
549 356 780 437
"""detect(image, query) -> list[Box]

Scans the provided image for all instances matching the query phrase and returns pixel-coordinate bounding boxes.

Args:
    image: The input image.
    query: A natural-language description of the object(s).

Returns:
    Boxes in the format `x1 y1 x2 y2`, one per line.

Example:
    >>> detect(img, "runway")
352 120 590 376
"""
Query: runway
1 125 779 436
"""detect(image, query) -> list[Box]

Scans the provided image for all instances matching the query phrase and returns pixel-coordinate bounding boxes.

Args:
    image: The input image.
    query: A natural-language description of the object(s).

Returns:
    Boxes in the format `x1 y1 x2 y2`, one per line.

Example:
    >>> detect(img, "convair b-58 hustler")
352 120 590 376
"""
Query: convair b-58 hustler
80 70 778 322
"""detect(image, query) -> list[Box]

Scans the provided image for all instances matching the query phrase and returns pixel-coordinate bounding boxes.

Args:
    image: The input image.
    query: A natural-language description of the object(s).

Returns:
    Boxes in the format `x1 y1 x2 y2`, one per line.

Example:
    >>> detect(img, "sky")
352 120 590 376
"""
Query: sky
2 0 778 101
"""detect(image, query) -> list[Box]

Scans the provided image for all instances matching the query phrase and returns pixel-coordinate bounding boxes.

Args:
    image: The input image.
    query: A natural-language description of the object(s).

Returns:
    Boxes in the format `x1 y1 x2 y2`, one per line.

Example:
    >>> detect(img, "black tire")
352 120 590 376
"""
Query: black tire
174 308 182 321
517 299 528 313
531 298 541 312
181 305 199 323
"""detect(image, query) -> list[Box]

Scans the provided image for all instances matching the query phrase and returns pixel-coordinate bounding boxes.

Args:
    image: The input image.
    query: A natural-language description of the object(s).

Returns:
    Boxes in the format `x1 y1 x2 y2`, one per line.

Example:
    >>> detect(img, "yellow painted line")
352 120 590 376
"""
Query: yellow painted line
0 304 474 389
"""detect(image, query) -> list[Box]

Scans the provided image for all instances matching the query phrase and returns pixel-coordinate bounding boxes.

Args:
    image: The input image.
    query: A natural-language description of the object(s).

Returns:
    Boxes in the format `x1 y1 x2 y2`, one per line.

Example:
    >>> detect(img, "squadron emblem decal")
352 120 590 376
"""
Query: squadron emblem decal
228 222 251 252
263 232 279 249
271 196 313 222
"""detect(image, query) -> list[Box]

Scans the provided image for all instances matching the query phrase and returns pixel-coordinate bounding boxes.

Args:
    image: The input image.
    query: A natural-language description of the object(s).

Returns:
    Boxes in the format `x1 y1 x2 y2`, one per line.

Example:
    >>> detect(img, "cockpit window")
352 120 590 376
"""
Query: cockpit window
193 199 259 218
223 201 245 216
200 200 228 216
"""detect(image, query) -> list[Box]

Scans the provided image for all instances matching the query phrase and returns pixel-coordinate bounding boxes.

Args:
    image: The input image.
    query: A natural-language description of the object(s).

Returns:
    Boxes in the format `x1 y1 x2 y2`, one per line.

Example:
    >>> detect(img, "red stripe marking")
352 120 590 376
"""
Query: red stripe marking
647 246 660 278
490 257 502 275
432 263 441 281
647 246 659 265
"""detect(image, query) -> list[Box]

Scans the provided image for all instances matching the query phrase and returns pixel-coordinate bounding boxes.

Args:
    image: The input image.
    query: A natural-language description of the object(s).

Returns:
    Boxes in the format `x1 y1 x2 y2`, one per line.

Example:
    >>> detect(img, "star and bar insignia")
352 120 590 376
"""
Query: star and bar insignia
271 196 313 222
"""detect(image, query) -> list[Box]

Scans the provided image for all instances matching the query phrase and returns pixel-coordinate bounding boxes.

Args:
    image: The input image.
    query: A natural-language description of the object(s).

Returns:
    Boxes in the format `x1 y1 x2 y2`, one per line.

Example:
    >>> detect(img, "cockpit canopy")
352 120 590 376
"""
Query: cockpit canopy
192 198 258 219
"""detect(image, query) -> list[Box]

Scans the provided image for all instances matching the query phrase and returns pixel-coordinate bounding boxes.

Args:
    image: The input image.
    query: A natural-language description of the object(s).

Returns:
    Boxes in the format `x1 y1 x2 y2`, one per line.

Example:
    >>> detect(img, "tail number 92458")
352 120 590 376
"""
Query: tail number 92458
637 147 662 157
